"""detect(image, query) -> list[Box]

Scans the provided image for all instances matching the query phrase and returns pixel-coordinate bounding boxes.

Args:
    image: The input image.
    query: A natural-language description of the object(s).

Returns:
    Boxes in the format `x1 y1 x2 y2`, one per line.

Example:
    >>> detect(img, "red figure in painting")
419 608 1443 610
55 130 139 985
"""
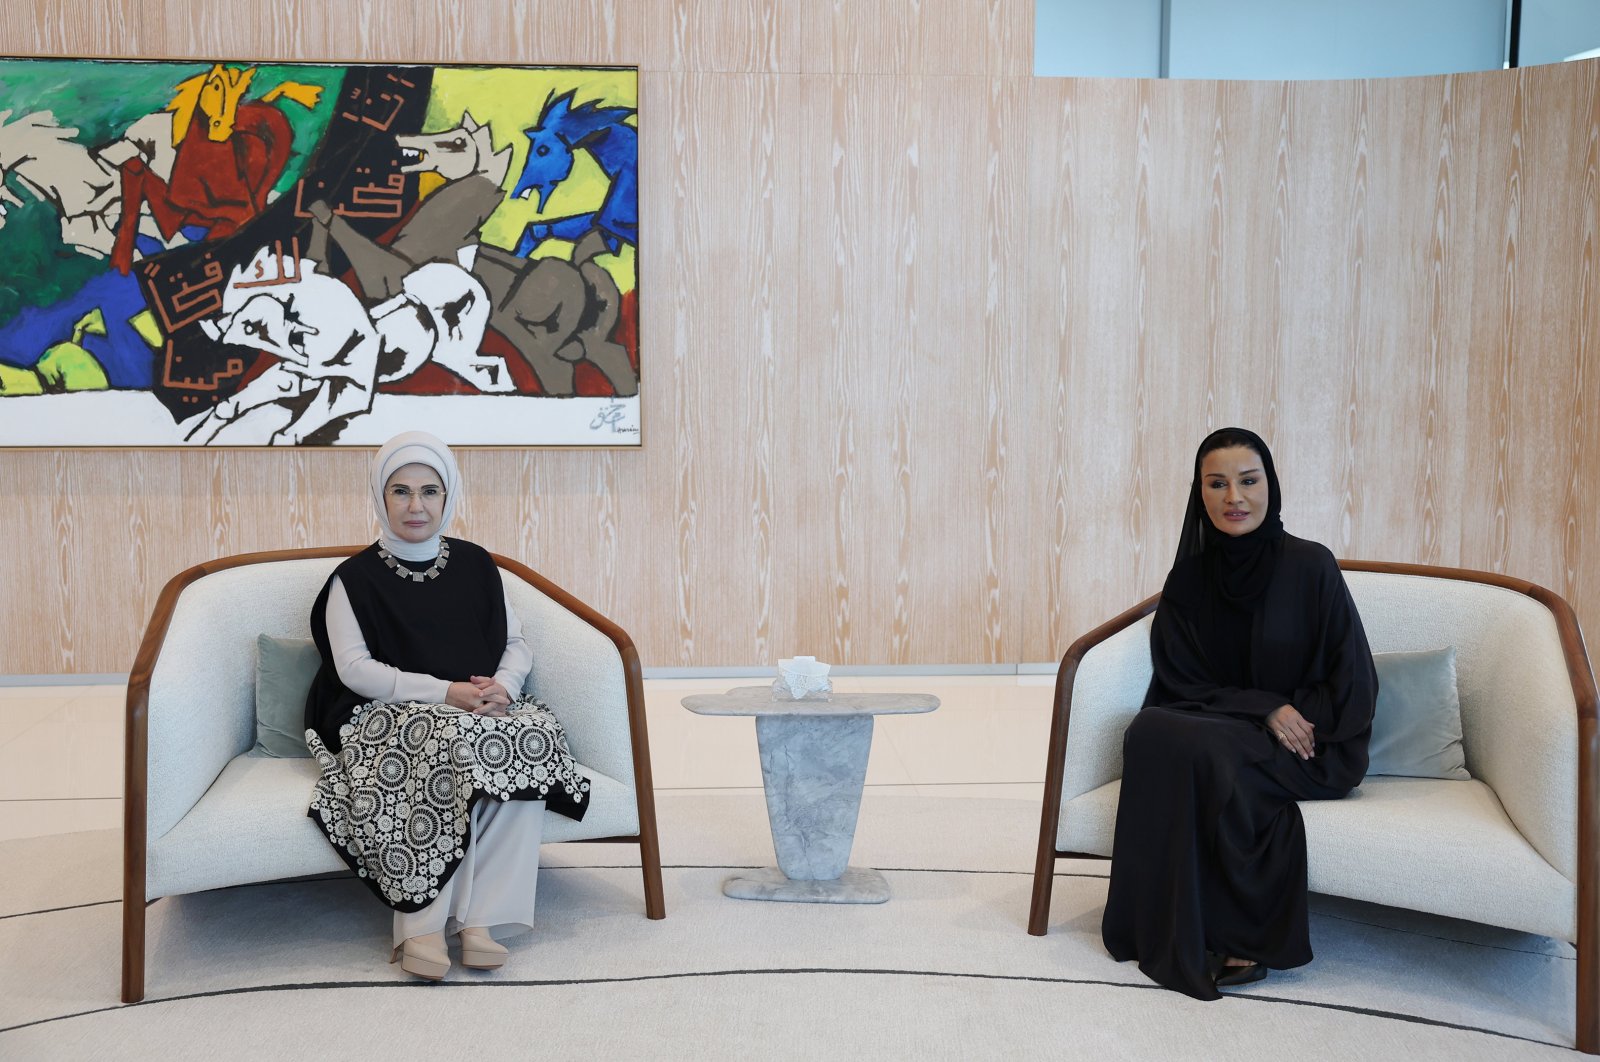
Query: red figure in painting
110 65 320 275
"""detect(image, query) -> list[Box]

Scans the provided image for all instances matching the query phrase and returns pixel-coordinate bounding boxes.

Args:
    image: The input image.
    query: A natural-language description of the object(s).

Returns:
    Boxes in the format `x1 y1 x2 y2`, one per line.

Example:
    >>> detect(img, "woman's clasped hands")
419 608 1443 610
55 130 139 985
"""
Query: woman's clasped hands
1266 704 1315 760
446 675 514 716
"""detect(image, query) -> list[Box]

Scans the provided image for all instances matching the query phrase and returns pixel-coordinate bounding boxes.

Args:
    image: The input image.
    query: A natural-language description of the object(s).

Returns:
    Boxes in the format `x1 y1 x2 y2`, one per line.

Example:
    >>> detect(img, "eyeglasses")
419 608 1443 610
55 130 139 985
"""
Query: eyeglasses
387 486 446 501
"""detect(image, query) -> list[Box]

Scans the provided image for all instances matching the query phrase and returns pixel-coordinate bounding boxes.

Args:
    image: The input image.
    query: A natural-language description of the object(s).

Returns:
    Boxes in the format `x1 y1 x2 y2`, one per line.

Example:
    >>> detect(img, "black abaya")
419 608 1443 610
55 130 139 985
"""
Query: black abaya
1100 534 1377 1000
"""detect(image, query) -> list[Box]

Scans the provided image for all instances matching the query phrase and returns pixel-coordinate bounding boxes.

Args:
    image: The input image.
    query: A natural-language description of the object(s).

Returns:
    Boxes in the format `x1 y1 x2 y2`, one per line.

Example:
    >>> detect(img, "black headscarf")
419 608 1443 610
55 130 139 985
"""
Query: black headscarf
1175 427 1286 609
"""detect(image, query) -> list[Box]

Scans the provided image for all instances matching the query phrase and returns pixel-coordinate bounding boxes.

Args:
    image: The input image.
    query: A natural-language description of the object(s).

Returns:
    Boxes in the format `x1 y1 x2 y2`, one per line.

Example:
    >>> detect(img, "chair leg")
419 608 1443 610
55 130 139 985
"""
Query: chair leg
640 835 665 920
1580 920 1599 1054
1028 845 1056 936
1030 739 1067 936
1032 653 1076 936
636 795 666 920
121 894 145 1004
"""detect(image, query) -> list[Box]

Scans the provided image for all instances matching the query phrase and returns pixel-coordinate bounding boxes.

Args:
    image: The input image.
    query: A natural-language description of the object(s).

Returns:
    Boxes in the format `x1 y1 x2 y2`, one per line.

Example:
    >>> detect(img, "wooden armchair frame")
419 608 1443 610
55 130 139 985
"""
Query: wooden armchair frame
122 546 665 1004
1027 559 1600 1054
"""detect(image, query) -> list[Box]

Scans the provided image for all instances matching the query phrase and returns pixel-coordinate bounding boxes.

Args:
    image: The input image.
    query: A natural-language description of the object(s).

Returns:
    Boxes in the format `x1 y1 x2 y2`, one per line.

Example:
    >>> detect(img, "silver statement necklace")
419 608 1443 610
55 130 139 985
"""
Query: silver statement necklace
378 537 450 582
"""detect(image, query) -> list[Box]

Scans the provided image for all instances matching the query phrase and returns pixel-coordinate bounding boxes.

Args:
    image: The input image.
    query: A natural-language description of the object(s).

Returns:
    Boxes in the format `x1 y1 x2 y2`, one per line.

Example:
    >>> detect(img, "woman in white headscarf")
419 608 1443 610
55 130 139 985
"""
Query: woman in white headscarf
303 431 590 980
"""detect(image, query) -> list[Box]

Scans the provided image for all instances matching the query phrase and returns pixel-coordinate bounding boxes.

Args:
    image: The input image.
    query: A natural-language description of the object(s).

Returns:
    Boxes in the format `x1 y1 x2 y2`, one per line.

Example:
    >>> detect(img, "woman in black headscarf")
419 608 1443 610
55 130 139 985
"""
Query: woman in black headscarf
1101 427 1376 999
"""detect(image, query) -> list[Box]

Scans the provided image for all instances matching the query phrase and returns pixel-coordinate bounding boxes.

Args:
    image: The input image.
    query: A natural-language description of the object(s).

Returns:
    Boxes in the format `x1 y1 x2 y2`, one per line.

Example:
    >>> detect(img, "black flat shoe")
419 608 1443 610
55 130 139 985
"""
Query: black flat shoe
1214 962 1268 988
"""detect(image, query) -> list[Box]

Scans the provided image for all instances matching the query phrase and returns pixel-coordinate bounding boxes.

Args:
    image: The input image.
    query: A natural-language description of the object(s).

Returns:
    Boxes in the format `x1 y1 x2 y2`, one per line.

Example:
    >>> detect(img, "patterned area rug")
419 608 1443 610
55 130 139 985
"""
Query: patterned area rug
0 793 1579 1059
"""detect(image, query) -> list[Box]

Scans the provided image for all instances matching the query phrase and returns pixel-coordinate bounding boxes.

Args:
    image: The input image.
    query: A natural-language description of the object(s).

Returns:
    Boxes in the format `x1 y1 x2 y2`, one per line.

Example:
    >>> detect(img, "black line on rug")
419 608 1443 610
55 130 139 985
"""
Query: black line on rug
1220 989 1567 1049
0 866 1554 970
0 967 1568 1049
545 864 1108 879
552 864 1105 876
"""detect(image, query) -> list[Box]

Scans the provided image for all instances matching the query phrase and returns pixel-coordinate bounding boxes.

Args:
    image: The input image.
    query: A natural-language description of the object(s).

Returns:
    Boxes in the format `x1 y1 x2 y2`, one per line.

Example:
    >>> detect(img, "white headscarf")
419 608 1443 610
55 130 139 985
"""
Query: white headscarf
371 431 461 562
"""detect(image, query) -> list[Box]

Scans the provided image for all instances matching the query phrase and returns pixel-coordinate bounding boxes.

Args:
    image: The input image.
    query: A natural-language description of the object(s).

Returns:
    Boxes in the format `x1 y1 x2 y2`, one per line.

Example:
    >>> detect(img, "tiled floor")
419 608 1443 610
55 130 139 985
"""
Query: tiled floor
0 674 1054 842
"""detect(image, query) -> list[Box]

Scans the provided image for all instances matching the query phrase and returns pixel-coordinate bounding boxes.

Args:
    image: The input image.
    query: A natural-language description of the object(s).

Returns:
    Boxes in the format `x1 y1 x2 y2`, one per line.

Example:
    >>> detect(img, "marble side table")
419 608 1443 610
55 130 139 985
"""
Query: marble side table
681 685 939 903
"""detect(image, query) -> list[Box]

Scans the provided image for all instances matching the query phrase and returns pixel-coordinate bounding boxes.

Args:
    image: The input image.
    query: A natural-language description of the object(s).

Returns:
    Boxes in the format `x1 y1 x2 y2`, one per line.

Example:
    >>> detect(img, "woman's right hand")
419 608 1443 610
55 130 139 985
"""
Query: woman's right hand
444 684 505 716
446 681 492 713
1266 704 1315 760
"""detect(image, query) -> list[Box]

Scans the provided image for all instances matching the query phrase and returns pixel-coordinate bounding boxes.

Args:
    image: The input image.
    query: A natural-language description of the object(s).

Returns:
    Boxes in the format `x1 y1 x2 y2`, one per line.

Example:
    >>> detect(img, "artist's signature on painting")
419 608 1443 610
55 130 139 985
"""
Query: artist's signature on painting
590 403 640 434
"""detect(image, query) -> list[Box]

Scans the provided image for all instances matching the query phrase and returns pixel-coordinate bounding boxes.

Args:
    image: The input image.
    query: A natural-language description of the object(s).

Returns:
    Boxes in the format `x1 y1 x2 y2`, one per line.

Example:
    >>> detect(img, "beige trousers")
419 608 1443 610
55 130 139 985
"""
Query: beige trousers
393 798 546 945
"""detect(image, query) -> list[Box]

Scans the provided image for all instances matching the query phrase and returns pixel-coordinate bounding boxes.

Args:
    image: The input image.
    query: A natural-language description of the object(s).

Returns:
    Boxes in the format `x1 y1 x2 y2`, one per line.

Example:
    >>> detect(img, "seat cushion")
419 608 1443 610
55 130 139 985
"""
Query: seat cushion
148 752 642 900
1058 775 1575 942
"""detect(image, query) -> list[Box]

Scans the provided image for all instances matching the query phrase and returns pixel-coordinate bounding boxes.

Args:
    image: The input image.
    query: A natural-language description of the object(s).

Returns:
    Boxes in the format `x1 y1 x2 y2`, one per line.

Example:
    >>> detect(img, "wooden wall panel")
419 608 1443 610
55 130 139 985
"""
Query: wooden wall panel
785 73 843 662
1016 63 1600 664
0 2 138 56
659 0 790 73
1021 79 1148 649
1283 79 1365 559
654 72 791 665
4 0 1600 674
811 73 920 664
986 74 1029 663
1571 65 1600 612
1507 64 1592 595
1140 79 1215 594
127 0 648 66
1017 77 1080 658
1399 75 1471 569
1461 69 1520 581
1208 82 1289 497
908 76 1021 664
1348 76 1427 564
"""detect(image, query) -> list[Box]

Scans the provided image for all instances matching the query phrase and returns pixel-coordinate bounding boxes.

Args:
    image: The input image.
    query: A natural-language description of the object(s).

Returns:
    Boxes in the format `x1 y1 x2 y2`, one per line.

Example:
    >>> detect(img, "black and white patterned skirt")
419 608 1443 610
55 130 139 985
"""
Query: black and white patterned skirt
306 696 591 911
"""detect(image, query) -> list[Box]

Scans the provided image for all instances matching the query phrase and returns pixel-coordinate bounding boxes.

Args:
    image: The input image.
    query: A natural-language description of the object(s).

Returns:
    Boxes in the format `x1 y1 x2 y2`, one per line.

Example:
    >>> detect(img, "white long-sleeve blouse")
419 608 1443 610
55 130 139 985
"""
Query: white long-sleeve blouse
322 575 533 704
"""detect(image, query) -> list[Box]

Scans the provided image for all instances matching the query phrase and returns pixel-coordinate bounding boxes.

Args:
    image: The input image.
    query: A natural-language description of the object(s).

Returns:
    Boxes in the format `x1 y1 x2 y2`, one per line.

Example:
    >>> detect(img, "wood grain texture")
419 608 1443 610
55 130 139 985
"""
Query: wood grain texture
5 1 1600 672
1023 76 1077 659
1571 64 1600 612
985 74 1027 662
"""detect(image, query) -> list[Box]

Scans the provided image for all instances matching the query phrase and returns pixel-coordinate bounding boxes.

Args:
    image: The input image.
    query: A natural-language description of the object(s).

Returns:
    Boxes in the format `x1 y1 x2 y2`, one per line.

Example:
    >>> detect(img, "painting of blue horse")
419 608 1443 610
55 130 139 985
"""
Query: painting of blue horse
511 90 637 256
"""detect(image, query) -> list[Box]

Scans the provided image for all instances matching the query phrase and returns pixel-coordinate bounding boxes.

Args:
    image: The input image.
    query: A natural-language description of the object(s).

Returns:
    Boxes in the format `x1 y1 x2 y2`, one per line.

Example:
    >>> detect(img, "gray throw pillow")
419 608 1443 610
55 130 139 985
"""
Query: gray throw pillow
253 634 320 758
1366 647 1471 780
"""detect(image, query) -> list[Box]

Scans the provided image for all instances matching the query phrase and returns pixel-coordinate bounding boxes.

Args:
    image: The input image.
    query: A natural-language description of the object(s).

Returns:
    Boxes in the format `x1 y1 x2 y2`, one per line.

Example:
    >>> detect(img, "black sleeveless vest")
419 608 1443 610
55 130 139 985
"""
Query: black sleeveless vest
304 538 507 750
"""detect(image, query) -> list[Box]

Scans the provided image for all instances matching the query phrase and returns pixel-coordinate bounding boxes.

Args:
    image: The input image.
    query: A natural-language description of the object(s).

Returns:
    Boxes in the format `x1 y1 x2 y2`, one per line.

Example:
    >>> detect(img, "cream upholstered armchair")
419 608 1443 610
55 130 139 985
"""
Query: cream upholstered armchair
121 547 664 1004
1028 560 1600 1053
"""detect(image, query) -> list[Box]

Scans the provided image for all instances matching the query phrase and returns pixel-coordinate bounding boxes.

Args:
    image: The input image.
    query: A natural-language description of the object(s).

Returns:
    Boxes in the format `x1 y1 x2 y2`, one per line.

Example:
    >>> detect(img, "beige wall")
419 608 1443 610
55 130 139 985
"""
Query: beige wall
3 1 1597 674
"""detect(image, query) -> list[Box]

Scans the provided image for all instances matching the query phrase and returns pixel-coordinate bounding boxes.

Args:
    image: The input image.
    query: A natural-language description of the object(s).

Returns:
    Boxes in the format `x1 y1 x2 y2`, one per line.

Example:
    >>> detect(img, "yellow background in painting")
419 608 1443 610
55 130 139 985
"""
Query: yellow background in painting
421 66 637 294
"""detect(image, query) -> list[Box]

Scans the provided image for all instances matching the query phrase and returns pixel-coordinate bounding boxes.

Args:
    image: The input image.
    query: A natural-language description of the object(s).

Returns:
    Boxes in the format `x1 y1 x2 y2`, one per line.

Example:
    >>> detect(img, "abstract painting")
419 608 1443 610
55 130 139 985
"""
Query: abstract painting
0 58 639 446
